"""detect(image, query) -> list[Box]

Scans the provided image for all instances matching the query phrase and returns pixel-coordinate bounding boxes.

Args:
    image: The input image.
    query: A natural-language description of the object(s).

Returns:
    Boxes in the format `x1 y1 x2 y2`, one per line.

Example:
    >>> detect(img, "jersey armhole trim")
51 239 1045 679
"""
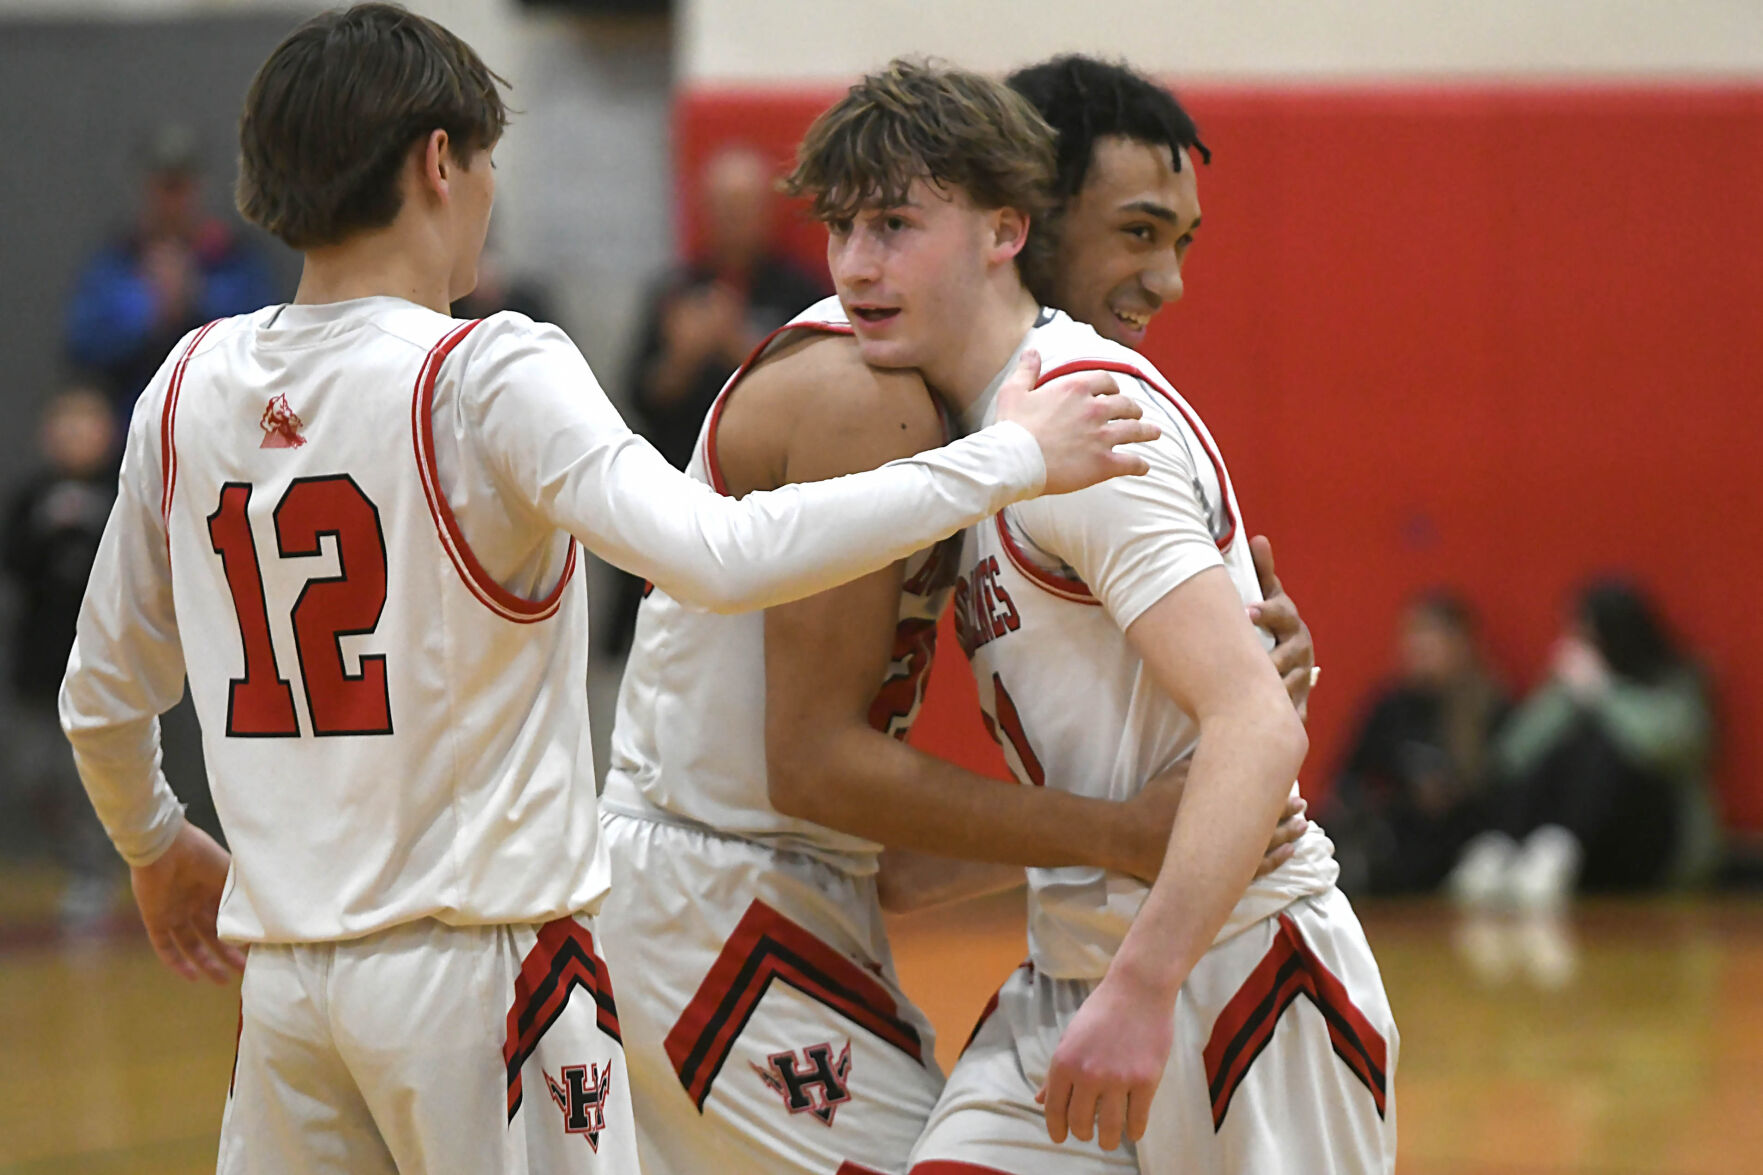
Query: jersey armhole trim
701 319 855 496
159 319 223 533
994 511 1101 606
1036 359 1239 553
411 318 578 624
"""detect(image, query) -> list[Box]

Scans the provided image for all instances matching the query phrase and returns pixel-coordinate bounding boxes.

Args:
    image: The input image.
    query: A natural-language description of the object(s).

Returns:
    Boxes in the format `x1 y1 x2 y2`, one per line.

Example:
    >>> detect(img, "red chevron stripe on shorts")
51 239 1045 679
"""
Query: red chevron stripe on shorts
1201 912 1387 1130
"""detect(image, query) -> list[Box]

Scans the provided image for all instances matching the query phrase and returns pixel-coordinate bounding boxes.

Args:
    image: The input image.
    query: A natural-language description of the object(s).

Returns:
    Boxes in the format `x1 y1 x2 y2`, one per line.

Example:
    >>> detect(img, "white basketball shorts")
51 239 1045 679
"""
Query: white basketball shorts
598 808 944 1175
217 913 636 1174
910 886 1398 1174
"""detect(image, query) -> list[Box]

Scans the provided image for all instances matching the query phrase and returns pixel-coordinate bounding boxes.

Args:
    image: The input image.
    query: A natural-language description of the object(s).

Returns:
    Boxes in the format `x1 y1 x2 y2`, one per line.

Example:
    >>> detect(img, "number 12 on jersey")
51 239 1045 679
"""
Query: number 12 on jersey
207 475 393 738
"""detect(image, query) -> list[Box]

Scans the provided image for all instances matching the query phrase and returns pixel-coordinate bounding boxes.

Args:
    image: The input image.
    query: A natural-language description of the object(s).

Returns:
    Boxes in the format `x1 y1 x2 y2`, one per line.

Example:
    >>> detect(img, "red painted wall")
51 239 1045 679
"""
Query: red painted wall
676 85 1763 831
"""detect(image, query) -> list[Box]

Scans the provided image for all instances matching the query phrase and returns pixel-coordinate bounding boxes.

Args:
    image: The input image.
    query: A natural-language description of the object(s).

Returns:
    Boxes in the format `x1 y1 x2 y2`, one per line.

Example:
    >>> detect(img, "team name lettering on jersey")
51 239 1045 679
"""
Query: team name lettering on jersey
952 554 1021 657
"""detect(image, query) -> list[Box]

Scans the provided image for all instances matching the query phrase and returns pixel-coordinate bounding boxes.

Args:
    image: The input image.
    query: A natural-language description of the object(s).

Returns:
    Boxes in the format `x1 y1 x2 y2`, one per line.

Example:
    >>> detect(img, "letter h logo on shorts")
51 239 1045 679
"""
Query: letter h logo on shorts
544 1062 613 1150
752 1041 852 1126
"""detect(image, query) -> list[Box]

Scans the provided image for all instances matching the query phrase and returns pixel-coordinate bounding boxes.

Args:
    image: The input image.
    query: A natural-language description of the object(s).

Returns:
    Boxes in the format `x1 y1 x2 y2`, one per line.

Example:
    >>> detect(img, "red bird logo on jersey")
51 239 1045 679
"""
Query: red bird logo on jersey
259 395 307 448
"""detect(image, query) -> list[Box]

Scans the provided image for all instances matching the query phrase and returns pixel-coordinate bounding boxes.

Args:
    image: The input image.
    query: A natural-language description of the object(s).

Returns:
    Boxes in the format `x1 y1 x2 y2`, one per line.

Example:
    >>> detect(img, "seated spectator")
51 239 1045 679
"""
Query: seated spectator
1327 592 1510 895
1 387 121 929
65 123 279 413
1450 579 1716 907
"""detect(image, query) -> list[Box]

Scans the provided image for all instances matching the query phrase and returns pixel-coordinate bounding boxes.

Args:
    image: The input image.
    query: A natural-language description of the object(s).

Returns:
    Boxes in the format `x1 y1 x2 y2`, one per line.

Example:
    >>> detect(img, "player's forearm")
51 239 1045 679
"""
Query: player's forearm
771 723 1147 872
875 849 1024 913
578 424 1046 613
1107 703 1306 1003
59 681 185 867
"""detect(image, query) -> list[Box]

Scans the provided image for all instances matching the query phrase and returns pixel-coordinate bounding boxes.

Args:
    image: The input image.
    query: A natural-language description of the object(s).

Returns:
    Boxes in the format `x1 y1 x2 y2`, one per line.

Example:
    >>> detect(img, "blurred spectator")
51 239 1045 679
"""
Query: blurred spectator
1450 579 1716 907
2 387 121 928
65 123 279 413
602 144 828 653
1327 592 1511 895
625 144 827 465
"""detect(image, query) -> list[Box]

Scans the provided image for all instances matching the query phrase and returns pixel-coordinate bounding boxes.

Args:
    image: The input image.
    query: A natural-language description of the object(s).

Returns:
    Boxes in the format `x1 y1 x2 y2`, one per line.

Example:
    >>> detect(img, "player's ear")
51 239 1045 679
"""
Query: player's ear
420 129 451 202
991 205 1030 264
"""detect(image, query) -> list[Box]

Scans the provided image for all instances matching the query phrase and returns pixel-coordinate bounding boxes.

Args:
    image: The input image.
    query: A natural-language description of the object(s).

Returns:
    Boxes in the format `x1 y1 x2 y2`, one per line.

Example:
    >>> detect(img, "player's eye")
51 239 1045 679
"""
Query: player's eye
1124 224 1155 242
826 217 854 236
883 215 910 233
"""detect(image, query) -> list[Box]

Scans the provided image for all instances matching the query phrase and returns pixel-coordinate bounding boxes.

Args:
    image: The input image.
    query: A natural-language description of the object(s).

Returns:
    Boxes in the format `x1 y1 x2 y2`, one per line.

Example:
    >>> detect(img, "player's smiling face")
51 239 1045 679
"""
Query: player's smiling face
825 177 994 372
1049 138 1199 350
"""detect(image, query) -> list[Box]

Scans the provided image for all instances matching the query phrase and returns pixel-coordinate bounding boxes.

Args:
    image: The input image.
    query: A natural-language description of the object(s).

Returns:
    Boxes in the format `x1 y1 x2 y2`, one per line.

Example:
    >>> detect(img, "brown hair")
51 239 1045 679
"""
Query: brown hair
784 59 1058 290
236 3 508 249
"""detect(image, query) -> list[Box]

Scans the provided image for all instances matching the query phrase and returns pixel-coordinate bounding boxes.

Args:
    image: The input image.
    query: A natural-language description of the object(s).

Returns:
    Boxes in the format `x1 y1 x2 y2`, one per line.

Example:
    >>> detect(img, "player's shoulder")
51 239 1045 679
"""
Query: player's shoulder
131 311 258 413
722 332 944 489
1030 308 1170 385
431 308 574 359
1028 308 1199 428
744 325 942 441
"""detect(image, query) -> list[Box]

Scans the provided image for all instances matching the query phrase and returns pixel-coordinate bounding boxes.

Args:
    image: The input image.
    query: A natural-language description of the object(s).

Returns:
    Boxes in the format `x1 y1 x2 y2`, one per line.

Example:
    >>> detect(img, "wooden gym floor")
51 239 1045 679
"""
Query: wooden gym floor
1 868 1760 1174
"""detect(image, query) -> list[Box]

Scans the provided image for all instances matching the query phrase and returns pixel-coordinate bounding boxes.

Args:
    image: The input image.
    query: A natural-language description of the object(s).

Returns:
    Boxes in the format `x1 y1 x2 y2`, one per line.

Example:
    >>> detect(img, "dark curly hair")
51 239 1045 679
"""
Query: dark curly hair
1006 55 1209 204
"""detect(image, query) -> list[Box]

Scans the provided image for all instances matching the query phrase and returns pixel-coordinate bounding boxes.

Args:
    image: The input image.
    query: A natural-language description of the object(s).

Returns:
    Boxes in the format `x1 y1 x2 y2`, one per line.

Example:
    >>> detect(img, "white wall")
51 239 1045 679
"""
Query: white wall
680 0 1763 83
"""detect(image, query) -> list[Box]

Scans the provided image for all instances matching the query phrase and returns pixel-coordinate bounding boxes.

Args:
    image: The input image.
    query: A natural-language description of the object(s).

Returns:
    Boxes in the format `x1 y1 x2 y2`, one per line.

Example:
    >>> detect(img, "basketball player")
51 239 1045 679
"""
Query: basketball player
903 62 1399 1175
55 8 1157 1173
594 61 1317 1175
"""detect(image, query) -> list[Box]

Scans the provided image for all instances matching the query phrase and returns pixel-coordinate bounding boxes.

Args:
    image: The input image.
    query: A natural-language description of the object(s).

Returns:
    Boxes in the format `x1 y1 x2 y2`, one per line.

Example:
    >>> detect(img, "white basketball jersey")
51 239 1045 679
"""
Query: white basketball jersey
605 297 960 871
956 309 1339 980
158 303 605 942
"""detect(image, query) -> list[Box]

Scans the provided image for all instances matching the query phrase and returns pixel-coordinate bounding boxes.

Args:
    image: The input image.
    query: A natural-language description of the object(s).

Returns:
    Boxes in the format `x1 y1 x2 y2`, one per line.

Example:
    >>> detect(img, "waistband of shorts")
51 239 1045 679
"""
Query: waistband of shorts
601 772 878 878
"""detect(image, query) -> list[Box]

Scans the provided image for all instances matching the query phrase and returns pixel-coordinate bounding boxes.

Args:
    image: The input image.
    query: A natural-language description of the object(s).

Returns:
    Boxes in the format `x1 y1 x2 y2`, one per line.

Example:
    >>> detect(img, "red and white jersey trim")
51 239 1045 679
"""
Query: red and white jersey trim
1036 359 1238 553
159 319 222 531
410 318 577 623
701 319 855 496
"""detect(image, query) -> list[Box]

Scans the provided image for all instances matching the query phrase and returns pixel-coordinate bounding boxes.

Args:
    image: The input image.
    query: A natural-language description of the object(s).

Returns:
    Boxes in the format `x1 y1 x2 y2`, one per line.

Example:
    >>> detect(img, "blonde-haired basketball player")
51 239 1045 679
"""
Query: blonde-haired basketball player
595 58 1339 1175
903 58 1399 1175
55 8 1157 1173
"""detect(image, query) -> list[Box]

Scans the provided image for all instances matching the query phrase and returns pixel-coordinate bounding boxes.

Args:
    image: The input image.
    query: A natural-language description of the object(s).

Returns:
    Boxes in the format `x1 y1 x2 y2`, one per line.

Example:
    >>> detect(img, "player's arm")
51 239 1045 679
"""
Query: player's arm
462 316 1156 614
1040 569 1307 1150
736 341 1173 885
1020 393 1307 1151
59 352 244 983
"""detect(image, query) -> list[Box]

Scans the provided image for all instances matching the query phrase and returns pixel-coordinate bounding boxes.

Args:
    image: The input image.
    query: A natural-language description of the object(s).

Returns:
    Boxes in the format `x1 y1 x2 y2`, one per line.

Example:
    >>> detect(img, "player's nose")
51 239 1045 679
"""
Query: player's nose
830 233 882 287
1142 255 1184 305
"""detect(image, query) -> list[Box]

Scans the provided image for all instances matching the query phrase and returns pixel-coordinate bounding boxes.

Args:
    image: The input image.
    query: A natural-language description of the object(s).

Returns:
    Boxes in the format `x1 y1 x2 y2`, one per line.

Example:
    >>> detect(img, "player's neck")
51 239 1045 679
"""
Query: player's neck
920 284 1041 413
294 222 455 315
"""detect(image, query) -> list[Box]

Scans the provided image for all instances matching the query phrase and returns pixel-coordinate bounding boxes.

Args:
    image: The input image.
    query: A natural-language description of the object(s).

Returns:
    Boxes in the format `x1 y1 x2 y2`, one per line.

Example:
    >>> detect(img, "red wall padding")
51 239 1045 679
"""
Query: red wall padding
676 84 1763 831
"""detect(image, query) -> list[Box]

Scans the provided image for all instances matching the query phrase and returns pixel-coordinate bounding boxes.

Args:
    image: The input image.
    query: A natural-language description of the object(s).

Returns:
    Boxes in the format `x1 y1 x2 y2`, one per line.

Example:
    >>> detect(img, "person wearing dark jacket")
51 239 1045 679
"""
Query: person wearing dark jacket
2 388 121 927
602 144 828 653
1328 592 1510 894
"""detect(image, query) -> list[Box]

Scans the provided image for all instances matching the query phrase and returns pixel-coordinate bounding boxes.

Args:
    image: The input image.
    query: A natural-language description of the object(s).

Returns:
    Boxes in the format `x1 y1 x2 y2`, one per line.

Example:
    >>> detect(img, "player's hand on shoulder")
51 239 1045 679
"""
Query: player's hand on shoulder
996 349 1160 496
130 821 246 984
1038 965 1175 1151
